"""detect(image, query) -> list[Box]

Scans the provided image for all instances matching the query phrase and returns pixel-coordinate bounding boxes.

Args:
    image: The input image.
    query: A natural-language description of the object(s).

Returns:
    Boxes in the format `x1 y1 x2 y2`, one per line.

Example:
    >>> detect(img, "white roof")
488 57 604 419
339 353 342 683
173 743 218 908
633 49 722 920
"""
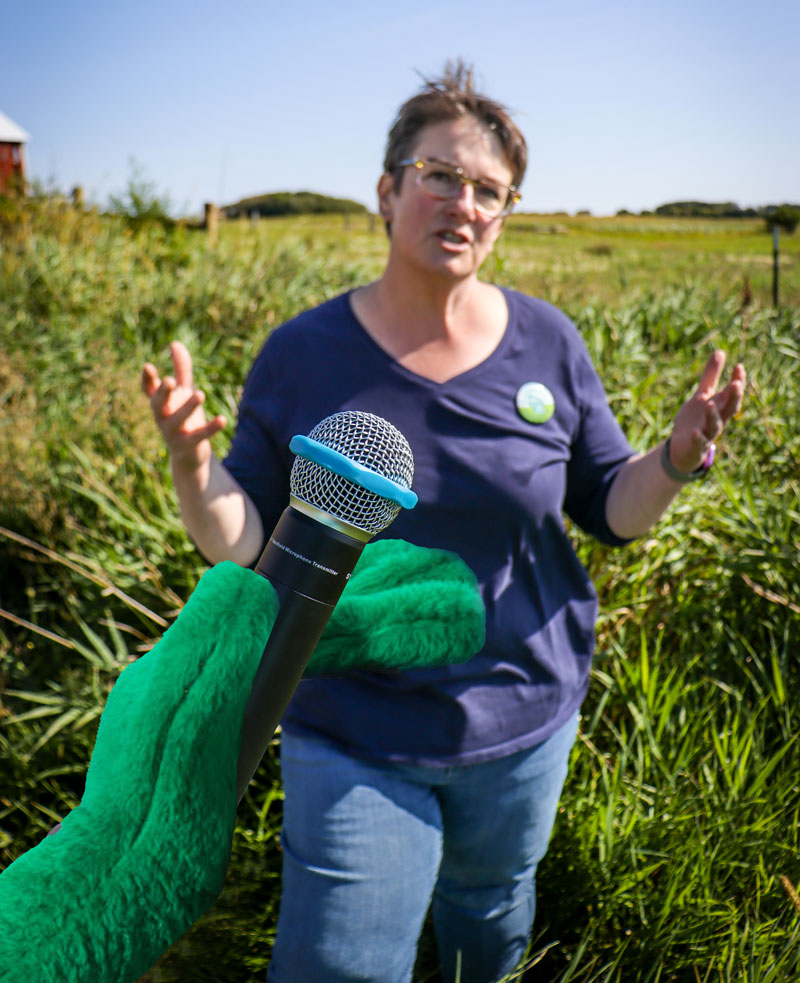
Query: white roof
0 111 30 143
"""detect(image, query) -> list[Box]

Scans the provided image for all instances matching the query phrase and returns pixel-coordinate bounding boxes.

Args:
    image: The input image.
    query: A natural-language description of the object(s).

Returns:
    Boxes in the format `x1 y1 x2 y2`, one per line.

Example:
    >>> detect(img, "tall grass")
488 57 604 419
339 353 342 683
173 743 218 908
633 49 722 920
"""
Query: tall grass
1 197 798 981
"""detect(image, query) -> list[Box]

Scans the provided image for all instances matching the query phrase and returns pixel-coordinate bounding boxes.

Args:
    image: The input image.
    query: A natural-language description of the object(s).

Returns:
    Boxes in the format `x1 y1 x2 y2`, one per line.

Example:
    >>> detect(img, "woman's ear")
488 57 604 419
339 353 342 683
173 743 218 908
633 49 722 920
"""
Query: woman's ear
377 172 394 222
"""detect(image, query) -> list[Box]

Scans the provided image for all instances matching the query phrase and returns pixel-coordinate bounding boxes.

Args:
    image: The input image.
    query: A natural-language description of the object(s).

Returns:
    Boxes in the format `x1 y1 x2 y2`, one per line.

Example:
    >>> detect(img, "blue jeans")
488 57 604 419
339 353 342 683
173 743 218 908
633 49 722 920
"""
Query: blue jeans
267 712 578 983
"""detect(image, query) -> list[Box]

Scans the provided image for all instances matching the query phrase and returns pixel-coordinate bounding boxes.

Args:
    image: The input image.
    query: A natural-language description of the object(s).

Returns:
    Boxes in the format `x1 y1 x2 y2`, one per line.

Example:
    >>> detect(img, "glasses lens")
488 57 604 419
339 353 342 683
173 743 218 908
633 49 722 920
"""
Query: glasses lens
416 161 511 217
417 162 461 199
473 182 506 217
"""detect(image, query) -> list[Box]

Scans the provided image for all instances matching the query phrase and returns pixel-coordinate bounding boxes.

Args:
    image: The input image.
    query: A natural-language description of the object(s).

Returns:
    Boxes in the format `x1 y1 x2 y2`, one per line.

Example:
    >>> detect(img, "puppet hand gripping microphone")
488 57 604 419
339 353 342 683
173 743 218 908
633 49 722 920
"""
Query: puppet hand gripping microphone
0 412 485 983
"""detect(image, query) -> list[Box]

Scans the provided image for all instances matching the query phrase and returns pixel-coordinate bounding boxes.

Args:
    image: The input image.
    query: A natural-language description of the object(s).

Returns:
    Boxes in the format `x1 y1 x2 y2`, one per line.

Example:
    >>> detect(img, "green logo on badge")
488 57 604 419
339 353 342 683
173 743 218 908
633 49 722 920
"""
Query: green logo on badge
515 382 555 424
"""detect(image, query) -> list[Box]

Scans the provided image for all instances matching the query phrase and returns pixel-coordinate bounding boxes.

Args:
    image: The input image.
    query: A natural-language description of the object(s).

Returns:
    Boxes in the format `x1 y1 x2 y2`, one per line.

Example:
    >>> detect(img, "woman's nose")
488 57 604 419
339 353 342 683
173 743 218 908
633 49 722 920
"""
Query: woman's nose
446 180 477 217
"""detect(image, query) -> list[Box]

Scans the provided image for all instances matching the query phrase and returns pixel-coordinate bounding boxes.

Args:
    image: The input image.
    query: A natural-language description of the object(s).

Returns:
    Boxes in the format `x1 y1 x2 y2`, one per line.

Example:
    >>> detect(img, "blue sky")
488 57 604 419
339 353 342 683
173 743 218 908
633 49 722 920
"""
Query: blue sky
3 0 798 217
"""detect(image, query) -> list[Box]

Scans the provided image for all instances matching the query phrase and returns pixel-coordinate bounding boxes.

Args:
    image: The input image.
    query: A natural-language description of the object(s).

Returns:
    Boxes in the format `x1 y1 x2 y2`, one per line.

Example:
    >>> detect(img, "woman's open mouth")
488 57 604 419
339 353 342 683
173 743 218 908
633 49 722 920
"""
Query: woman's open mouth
437 229 471 247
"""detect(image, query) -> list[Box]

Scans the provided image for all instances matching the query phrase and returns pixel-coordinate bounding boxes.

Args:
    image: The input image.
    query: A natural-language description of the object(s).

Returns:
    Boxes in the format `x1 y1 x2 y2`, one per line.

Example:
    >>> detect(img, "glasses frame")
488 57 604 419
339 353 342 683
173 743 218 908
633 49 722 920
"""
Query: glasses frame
397 157 521 218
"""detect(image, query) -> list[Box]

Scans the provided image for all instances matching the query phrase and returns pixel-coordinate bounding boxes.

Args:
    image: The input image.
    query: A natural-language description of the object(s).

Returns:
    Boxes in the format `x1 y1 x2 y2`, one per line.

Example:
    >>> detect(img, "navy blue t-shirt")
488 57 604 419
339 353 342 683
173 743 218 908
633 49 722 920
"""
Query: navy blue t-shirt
224 288 634 765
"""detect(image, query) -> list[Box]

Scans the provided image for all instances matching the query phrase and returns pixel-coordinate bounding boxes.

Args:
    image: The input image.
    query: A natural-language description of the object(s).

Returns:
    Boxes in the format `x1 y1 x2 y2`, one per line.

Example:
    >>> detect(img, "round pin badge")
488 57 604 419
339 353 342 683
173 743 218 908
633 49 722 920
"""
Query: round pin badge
515 382 555 424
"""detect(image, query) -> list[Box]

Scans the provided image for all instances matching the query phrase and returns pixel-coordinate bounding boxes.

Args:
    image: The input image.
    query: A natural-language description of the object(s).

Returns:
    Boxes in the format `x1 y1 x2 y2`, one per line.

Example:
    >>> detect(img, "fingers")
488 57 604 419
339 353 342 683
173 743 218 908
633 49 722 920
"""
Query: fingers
142 342 194 396
200 413 227 440
731 363 746 417
141 362 160 397
166 389 227 437
722 365 746 420
148 374 179 417
157 384 205 426
150 380 226 444
147 371 196 423
143 344 196 416
702 399 723 440
142 344 226 464
167 411 227 446
710 362 746 424
696 350 726 397
170 341 194 389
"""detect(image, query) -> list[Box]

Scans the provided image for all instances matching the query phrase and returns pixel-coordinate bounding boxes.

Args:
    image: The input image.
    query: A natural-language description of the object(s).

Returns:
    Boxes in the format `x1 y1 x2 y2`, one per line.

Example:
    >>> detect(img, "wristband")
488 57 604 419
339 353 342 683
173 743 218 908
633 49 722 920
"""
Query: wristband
660 436 715 483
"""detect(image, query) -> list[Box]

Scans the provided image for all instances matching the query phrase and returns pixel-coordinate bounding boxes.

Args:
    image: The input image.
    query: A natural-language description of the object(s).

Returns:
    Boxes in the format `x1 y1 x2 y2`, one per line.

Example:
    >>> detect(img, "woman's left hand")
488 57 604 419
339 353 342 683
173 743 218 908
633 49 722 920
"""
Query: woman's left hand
667 350 746 473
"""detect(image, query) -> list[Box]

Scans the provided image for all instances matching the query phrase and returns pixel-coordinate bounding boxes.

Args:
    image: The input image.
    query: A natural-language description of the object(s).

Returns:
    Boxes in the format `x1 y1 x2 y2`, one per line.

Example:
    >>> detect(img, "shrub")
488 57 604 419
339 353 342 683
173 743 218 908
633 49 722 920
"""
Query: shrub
224 191 367 218
107 160 176 232
765 204 800 234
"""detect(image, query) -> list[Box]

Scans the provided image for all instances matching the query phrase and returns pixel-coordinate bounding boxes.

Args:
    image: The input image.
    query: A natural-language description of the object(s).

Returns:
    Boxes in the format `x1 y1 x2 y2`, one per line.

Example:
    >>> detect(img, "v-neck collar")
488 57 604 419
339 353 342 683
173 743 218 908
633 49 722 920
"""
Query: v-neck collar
344 287 515 389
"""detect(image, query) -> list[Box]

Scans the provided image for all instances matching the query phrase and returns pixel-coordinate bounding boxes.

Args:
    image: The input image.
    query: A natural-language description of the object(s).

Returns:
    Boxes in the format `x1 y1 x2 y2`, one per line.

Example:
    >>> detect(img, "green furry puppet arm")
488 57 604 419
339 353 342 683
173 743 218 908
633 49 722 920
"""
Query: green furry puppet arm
0 540 484 983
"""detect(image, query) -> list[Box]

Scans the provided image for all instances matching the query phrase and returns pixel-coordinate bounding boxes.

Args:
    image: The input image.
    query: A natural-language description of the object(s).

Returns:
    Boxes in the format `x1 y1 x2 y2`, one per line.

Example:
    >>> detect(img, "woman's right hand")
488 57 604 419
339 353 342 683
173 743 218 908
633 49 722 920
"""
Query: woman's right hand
141 341 227 473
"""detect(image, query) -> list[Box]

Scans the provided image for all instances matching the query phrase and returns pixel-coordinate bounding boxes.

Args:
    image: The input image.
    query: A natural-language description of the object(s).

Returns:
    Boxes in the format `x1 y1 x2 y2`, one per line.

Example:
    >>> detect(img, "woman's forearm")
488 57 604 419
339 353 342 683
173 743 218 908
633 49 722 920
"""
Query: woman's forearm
171 454 264 567
604 443 689 540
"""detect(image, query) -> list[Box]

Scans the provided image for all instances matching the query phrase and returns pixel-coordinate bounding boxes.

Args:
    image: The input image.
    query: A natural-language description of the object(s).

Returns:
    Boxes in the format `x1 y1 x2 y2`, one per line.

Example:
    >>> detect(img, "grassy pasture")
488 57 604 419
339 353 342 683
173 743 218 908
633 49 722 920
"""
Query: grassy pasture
226 210 800 310
0 198 799 982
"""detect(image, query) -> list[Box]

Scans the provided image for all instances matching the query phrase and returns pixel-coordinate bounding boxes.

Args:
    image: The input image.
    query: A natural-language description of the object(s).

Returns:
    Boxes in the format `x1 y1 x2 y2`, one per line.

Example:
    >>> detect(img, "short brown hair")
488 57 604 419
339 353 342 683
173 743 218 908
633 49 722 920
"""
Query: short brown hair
383 60 527 191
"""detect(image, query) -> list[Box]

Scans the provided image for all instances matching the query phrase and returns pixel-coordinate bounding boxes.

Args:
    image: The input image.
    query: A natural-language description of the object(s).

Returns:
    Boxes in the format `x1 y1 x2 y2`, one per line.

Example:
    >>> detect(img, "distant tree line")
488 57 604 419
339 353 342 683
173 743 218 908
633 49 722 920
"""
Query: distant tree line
224 191 367 219
618 201 800 233
654 201 759 218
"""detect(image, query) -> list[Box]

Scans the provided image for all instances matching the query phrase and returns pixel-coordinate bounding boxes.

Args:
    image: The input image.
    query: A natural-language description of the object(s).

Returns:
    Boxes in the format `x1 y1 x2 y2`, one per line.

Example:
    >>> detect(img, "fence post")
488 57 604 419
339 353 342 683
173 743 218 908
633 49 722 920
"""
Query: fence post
205 203 219 246
772 226 780 308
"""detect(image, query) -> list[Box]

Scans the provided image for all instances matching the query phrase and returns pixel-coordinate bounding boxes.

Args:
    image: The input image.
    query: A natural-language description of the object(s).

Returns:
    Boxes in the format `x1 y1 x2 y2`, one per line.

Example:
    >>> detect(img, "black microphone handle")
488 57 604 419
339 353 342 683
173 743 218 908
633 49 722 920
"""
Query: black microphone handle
235 506 367 802
235 581 332 801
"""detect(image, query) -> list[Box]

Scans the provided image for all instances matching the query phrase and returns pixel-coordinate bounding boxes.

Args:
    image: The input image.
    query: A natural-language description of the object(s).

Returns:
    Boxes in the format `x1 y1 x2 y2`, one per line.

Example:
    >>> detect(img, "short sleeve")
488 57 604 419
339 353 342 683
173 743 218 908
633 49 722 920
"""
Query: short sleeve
223 342 292 546
563 344 635 546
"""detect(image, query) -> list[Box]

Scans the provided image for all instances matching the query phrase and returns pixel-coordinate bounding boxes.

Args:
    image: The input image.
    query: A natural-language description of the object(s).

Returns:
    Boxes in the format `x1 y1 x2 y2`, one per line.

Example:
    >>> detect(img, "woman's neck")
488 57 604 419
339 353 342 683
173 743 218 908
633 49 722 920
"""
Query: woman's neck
350 271 508 383
370 260 488 335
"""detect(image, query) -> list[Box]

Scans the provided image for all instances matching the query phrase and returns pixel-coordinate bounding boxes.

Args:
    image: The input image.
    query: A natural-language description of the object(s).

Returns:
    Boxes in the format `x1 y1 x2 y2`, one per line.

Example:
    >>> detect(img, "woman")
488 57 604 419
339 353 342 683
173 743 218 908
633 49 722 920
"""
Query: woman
142 64 745 983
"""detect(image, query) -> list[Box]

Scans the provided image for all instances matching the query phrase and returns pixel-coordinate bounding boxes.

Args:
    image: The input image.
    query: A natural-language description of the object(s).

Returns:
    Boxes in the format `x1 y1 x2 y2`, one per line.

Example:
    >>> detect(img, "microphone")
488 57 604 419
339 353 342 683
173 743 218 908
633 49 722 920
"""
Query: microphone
235 410 417 800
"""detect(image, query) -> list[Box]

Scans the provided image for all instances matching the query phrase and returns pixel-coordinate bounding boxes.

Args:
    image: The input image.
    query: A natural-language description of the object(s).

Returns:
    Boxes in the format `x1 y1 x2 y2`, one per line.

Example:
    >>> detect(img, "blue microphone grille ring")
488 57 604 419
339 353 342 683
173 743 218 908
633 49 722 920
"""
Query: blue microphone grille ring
289 411 416 535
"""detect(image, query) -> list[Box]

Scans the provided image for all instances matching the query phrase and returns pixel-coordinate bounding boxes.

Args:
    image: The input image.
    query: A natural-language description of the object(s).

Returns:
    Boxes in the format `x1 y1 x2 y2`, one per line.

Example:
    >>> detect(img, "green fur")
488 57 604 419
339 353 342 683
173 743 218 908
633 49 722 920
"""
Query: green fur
0 541 484 983
309 538 485 675
0 562 278 983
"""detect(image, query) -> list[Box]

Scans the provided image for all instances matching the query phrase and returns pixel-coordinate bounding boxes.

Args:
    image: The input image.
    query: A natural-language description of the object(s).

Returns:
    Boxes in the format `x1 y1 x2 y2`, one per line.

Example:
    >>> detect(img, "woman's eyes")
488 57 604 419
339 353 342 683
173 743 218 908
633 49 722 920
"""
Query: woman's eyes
422 165 505 206
428 168 459 184
476 184 501 202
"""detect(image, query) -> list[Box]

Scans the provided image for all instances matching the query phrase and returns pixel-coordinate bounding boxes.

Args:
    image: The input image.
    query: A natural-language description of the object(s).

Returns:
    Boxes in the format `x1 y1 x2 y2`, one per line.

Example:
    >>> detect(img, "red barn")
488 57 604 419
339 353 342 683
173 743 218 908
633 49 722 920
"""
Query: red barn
0 110 30 194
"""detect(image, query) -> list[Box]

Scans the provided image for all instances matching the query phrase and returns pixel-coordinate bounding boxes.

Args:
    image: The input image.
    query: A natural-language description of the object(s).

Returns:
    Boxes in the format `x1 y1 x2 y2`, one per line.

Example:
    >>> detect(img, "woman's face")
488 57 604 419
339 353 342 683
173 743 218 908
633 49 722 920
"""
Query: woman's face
378 115 514 282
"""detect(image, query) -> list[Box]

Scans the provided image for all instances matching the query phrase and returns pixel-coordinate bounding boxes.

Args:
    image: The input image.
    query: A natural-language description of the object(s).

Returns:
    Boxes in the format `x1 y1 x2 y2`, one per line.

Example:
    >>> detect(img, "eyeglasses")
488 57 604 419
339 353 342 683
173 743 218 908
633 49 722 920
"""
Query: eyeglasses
397 157 521 218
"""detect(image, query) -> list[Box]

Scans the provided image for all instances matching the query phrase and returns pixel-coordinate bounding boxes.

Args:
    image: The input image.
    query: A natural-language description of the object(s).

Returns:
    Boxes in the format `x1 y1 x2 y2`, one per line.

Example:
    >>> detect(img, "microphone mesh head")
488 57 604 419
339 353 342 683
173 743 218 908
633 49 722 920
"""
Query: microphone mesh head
290 411 415 535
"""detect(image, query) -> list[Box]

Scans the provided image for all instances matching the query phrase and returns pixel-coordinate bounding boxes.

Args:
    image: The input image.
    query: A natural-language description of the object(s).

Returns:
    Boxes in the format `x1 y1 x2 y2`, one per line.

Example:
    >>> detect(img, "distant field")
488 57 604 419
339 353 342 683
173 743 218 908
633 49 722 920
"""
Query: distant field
217 210 799 309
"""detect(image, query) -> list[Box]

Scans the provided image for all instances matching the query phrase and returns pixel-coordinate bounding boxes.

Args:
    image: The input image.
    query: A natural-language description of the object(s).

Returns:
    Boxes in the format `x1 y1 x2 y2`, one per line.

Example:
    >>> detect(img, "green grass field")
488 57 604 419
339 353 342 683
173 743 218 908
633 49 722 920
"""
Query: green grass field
1 197 799 982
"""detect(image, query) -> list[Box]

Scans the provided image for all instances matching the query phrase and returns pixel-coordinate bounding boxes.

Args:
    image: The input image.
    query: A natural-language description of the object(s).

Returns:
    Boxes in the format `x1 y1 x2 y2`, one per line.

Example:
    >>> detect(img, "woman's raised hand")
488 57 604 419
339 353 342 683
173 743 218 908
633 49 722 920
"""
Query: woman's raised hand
667 350 746 473
141 341 227 472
